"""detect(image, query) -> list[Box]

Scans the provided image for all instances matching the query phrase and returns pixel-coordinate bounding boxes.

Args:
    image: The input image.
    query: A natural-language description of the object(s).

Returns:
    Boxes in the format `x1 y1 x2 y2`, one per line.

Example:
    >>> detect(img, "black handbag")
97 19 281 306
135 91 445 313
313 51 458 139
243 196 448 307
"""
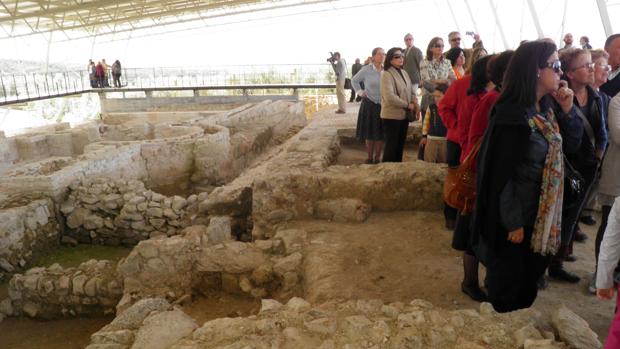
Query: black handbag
344 78 352 89
564 155 584 202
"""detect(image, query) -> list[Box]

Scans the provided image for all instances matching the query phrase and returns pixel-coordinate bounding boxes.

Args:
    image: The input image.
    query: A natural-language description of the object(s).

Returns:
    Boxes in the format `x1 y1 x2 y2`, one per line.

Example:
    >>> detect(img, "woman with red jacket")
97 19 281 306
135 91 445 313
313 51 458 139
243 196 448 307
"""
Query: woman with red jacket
438 53 486 229
466 51 515 158
451 56 493 302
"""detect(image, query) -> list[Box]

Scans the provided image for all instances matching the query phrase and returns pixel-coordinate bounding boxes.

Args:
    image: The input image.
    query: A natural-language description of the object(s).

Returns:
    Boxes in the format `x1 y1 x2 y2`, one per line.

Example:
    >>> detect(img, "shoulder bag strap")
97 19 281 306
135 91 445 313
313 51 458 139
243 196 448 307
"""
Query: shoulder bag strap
574 106 596 147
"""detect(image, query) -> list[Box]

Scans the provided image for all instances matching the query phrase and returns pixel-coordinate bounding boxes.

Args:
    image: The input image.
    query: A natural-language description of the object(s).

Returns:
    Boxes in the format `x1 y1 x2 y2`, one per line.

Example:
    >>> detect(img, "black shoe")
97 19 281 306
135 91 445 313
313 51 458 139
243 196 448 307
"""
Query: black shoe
549 267 581 283
574 227 588 243
373 158 381 164
461 283 487 302
580 215 597 226
564 254 577 262
445 219 456 230
365 159 373 164
537 276 548 290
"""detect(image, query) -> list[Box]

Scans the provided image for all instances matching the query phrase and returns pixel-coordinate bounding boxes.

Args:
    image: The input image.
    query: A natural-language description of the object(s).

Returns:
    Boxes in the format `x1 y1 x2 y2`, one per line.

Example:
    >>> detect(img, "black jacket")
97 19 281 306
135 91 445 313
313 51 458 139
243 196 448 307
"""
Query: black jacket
470 96 583 266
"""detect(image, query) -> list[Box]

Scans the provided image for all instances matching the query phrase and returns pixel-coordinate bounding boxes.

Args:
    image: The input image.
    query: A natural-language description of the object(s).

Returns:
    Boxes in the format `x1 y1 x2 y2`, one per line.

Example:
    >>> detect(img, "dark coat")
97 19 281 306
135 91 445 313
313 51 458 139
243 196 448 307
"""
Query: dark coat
470 96 583 266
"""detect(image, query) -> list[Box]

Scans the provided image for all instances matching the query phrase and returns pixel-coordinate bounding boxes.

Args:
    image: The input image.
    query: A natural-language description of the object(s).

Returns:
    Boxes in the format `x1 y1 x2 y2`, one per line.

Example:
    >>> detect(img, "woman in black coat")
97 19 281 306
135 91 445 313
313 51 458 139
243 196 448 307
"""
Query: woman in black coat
470 41 583 313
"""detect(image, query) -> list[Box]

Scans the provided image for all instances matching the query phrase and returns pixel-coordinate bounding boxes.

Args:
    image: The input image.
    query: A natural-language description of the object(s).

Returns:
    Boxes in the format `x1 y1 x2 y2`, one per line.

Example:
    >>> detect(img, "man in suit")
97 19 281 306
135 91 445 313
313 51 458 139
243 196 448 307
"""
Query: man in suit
601 34 620 98
403 33 424 95
350 58 363 102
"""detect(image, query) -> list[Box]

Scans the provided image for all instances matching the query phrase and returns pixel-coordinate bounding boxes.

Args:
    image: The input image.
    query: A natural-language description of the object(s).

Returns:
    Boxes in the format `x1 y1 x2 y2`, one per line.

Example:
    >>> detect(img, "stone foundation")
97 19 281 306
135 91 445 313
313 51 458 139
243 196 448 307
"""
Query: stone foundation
86 297 600 349
116 226 306 311
61 178 197 245
0 198 59 274
3 259 122 319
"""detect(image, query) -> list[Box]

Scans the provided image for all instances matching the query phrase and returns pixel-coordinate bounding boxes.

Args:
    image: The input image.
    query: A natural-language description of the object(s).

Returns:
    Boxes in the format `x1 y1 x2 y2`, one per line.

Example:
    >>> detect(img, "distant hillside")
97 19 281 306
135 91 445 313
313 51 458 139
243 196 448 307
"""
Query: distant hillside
0 59 83 74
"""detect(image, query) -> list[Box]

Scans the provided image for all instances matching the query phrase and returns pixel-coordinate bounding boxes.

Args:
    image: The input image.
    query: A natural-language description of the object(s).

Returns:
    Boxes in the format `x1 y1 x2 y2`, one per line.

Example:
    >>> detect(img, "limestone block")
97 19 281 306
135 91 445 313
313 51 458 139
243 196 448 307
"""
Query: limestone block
314 198 370 222
131 309 197 349
551 305 601 349
108 298 171 330
196 242 268 274
286 297 310 312
514 324 544 348
206 216 232 245
273 252 303 276
67 208 91 229
84 215 105 230
259 299 283 313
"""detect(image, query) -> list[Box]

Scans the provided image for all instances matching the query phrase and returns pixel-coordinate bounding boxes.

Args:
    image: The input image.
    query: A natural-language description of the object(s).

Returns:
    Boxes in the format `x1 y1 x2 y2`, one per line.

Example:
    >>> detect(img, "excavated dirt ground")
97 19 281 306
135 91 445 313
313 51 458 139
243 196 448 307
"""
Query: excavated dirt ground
285 210 614 341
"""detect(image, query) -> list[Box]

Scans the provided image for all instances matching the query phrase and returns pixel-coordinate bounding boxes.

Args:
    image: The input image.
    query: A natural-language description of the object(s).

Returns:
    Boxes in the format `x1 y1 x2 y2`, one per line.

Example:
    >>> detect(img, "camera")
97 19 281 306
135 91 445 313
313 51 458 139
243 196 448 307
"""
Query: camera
465 31 475 36
326 51 339 63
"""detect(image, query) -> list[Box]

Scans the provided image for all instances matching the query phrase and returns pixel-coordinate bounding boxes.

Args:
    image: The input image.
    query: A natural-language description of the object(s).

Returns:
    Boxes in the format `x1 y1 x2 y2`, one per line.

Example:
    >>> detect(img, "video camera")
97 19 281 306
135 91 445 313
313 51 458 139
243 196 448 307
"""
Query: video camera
326 51 339 63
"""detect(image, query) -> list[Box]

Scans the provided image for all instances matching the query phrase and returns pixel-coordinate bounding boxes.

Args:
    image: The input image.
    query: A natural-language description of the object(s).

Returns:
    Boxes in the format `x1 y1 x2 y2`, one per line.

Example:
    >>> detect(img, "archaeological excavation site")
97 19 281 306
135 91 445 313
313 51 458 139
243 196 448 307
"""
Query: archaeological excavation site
0 92 609 349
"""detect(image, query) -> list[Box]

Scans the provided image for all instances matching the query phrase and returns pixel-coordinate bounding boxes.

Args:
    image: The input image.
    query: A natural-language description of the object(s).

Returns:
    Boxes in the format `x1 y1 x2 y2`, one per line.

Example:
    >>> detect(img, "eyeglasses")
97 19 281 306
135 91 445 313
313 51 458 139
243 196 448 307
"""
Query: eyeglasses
450 38 461 42
597 64 613 72
571 62 595 71
433 44 444 48
544 60 562 74
393 55 404 59
405 38 413 41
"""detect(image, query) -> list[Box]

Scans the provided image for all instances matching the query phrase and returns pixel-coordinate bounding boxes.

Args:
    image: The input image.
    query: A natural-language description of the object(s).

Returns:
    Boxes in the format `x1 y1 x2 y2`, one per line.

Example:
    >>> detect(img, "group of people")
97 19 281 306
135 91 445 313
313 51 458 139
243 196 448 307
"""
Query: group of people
348 30 620 346
88 59 123 88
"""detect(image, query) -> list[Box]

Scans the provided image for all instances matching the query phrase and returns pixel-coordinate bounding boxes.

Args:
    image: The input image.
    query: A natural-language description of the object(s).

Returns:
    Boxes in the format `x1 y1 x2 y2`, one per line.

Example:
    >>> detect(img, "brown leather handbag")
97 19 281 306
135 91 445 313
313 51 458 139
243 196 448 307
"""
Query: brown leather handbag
443 140 481 214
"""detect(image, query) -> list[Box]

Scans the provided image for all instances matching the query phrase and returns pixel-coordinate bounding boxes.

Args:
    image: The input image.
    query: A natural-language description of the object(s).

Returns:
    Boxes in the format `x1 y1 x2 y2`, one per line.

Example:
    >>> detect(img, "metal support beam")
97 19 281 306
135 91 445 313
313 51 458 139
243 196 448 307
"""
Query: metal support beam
560 0 568 44
463 0 479 35
488 0 509 49
526 0 544 39
596 0 613 37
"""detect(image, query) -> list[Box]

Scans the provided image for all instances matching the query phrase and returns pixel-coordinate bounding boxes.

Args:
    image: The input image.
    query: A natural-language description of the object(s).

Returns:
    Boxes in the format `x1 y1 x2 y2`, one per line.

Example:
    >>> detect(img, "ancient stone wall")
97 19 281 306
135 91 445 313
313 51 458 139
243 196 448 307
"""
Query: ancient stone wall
116 226 306 311
252 162 445 237
61 178 198 245
85 297 601 349
0 198 59 274
2 259 122 319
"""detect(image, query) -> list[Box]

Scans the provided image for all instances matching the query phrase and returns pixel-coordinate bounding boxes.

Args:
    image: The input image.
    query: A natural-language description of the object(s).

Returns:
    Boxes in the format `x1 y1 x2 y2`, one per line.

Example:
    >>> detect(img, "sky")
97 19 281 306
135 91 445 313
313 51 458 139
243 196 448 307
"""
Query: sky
0 0 617 70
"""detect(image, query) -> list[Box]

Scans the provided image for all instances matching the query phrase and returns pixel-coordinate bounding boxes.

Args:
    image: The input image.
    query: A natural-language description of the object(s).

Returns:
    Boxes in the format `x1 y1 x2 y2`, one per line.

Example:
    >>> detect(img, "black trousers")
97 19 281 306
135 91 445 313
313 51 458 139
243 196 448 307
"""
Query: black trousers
444 140 462 222
486 227 550 313
349 88 356 102
596 205 613 263
382 118 409 162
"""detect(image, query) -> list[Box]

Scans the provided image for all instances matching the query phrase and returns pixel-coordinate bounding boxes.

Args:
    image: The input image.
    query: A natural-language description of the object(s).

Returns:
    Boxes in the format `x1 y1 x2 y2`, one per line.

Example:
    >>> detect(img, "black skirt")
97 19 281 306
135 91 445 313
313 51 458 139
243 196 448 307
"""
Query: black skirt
452 213 474 254
356 98 384 142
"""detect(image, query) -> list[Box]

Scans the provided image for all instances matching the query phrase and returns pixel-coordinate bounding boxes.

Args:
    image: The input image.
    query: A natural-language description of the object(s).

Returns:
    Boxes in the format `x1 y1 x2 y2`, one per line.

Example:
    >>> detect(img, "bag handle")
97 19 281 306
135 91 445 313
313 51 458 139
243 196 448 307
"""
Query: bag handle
574 106 596 148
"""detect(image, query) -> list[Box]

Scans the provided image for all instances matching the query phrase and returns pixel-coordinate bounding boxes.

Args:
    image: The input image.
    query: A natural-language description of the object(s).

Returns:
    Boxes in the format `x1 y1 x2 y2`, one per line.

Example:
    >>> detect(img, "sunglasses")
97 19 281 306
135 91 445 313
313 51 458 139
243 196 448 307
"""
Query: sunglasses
571 62 595 71
544 60 562 74
393 54 404 59
450 38 461 42
433 44 444 48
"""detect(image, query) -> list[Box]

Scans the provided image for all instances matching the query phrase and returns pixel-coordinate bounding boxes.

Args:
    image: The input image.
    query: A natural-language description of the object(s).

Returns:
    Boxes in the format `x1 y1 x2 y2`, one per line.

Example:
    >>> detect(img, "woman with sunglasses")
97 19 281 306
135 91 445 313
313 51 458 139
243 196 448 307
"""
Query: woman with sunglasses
420 37 455 118
380 47 417 162
544 48 609 285
471 41 583 312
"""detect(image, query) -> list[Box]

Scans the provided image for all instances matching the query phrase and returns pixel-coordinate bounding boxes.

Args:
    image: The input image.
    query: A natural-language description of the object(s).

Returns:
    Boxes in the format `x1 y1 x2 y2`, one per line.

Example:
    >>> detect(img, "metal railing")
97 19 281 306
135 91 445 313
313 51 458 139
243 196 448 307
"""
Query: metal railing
0 64 336 104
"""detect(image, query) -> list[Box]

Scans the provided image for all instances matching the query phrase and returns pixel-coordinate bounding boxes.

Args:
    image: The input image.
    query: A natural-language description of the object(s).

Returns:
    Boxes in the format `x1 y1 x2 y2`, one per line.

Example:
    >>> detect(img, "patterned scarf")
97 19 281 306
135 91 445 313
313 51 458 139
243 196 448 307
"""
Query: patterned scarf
528 110 564 255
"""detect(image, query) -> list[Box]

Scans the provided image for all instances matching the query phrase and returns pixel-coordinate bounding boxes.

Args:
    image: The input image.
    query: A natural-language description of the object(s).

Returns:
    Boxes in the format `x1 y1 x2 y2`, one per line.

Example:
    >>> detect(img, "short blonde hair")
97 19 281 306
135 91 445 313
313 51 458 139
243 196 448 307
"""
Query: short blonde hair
591 49 609 62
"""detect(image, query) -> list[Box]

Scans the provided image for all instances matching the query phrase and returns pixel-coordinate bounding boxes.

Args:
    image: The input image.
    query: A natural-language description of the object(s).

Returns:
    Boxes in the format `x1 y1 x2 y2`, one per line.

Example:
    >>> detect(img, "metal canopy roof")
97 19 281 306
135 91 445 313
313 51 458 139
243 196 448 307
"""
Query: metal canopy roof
0 0 333 40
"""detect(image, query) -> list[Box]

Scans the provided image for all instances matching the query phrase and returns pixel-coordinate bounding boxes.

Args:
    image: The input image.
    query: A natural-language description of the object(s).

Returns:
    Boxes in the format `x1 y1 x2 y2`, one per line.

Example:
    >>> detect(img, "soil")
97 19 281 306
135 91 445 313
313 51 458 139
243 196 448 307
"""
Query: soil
181 291 260 326
0 316 113 349
0 244 131 349
286 210 613 341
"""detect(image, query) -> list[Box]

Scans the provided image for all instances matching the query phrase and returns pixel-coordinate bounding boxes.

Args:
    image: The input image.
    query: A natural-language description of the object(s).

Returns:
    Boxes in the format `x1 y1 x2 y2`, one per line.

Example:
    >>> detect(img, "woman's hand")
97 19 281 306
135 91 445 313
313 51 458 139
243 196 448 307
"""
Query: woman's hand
359 90 368 99
419 137 427 146
407 102 416 112
597 288 615 300
551 80 574 114
507 227 524 244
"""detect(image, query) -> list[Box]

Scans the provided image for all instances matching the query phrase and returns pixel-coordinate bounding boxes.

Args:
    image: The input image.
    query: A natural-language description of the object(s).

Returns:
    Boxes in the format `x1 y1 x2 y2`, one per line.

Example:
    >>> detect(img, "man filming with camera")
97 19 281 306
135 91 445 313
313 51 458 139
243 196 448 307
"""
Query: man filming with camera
328 52 347 114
